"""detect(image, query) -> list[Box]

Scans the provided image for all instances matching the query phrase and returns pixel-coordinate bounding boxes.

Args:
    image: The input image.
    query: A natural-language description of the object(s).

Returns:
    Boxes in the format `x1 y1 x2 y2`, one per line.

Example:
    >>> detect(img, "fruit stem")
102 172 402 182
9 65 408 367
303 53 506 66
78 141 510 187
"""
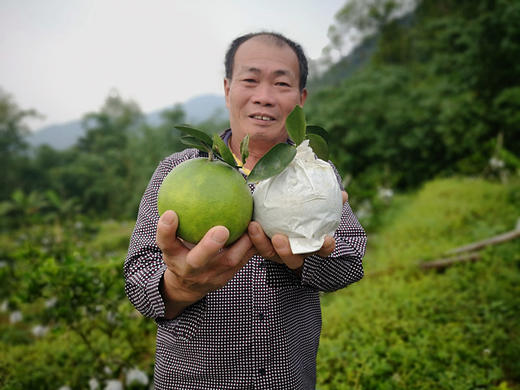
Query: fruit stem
208 149 214 161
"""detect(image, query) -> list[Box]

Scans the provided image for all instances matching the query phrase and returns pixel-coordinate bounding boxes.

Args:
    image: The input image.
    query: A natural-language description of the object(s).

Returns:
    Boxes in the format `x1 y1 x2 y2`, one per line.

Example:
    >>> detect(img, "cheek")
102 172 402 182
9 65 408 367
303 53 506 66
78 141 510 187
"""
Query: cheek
285 91 304 106
228 88 250 108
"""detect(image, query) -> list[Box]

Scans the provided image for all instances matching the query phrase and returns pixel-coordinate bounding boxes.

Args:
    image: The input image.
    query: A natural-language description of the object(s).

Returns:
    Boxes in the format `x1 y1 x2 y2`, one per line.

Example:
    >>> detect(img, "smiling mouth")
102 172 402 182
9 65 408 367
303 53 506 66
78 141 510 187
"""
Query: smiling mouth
249 114 275 122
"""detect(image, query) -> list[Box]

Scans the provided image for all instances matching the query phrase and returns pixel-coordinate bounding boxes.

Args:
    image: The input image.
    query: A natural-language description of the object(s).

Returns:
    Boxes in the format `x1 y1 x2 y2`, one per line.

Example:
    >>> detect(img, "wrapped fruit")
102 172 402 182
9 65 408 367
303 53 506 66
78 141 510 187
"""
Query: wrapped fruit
252 140 342 254
248 106 343 254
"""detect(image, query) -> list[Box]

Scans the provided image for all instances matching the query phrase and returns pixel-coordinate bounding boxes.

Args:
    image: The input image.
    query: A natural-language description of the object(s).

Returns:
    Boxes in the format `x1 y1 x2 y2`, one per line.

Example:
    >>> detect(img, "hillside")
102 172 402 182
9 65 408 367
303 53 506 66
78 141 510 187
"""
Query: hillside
307 34 378 92
2 177 518 389
318 177 520 389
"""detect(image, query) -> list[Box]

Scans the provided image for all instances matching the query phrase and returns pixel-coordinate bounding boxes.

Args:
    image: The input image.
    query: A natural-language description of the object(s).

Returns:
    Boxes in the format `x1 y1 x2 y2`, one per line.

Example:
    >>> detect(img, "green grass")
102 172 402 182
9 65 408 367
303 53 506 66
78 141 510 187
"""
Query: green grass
317 177 520 389
366 177 519 271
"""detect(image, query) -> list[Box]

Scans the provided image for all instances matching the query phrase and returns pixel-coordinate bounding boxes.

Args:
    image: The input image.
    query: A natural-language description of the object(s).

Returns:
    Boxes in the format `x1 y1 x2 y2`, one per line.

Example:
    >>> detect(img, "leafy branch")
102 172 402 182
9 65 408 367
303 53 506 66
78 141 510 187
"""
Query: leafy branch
247 105 329 183
174 125 249 169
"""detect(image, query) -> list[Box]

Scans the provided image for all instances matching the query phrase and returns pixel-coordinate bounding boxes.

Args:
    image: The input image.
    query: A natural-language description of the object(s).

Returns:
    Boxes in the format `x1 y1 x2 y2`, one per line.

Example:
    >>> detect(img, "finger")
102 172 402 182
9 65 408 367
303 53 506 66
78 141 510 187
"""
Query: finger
248 221 279 261
342 190 348 204
207 233 255 290
156 210 189 260
220 232 254 268
186 226 229 269
272 234 304 270
317 235 336 258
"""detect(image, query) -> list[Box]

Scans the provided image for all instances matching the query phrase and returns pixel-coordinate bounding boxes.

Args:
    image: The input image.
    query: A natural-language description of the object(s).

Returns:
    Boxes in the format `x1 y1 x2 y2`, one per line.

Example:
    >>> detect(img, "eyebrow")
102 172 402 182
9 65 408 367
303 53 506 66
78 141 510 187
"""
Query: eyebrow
240 66 294 78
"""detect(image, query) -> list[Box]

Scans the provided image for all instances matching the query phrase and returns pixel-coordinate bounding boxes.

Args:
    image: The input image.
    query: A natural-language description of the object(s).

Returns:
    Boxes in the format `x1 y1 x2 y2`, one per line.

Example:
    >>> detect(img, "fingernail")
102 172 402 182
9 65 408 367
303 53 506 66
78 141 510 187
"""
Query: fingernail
272 235 285 249
211 228 229 244
249 223 259 235
161 211 175 225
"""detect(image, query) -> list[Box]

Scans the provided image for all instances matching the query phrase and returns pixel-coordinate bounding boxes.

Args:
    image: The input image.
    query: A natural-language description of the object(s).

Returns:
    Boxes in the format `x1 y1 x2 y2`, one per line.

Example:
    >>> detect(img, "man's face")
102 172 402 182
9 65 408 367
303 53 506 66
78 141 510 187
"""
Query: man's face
224 37 307 146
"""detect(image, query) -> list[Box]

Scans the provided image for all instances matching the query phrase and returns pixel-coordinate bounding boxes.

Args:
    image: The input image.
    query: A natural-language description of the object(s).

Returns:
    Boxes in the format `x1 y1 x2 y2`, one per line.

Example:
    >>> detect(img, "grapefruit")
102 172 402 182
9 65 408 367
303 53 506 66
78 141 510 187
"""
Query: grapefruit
157 158 253 246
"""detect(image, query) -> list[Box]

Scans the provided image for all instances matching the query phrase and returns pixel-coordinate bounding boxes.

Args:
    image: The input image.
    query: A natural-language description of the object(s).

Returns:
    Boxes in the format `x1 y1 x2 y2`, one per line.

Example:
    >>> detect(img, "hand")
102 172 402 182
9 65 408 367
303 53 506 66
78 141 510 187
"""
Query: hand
156 210 255 319
248 222 335 271
247 190 348 271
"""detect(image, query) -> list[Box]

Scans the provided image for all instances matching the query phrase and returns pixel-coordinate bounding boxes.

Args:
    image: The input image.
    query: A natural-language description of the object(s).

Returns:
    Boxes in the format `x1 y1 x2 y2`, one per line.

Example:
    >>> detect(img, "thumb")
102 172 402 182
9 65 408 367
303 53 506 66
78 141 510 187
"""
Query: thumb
342 191 348 204
156 210 186 258
187 226 229 269
317 235 336 258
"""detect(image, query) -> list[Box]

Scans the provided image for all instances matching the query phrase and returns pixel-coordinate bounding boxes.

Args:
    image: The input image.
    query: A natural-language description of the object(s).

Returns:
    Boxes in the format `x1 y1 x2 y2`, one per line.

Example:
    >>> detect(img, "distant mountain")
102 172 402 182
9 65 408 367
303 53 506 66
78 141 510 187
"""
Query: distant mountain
27 94 227 150
27 119 85 150
146 93 227 127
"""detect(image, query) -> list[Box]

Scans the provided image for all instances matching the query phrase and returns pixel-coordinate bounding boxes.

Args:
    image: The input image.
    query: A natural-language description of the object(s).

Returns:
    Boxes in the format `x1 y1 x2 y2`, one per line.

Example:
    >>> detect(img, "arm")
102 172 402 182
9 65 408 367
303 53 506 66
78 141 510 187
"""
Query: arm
304 162 367 291
124 150 255 320
123 154 182 319
248 163 367 292
299 199 366 291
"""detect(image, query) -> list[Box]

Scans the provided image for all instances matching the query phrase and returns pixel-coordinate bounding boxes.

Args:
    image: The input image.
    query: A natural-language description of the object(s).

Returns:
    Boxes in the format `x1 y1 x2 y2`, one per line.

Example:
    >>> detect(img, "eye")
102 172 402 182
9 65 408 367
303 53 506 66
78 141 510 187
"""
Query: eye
276 81 291 87
243 78 257 84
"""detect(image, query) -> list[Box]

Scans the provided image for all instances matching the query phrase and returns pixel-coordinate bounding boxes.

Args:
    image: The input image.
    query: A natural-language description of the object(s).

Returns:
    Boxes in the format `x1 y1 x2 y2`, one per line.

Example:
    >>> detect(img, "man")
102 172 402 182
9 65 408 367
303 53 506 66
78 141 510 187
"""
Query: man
124 32 367 389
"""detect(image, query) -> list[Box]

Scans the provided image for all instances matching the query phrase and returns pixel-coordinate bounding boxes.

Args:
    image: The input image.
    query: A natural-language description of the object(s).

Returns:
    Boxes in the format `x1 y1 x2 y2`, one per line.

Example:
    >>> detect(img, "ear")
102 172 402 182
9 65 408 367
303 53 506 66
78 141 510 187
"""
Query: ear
299 88 308 106
224 78 231 108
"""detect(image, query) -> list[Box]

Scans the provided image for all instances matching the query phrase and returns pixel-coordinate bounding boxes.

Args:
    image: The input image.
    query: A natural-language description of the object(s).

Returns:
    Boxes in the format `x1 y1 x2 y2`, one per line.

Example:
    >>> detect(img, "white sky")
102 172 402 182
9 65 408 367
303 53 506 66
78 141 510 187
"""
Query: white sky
0 0 346 131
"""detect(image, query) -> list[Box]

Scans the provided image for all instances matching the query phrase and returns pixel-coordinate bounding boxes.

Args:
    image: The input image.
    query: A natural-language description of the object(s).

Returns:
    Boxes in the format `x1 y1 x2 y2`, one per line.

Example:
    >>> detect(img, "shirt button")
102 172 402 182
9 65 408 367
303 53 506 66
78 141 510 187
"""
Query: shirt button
258 261 267 268
258 368 266 376
258 312 265 321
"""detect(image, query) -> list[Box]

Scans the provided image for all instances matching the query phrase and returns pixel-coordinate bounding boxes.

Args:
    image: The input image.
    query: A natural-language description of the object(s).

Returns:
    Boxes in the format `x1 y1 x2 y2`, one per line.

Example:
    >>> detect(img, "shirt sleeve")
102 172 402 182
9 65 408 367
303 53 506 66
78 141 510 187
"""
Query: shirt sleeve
299 163 367 292
123 150 196 319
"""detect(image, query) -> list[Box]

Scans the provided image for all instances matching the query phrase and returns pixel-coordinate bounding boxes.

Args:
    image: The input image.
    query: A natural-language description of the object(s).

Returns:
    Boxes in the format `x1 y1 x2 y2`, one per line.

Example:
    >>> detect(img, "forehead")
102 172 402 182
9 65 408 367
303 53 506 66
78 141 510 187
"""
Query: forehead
233 37 299 78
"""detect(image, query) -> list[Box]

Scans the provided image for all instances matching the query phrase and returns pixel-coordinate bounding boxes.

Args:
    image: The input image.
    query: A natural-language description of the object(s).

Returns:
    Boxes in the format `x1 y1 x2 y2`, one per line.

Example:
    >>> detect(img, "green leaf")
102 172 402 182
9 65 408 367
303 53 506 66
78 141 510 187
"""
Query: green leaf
307 133 329 161
306 125 329 143
45 190 61 209
285 105 306 145
240 135 250 165
247 143 296 183
0 201 13 216
180 135 211 154
174 125 213 147
212 134 237 167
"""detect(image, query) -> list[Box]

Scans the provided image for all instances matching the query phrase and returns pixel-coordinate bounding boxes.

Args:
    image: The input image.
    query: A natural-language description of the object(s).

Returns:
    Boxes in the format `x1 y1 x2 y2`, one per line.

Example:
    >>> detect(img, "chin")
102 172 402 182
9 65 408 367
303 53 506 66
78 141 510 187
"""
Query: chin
252 131 286 145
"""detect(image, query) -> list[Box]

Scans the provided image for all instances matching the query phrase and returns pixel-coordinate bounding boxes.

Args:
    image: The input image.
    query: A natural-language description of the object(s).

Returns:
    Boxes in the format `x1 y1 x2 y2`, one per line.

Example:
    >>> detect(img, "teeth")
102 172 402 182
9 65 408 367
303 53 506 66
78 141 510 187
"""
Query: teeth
253 115 273 121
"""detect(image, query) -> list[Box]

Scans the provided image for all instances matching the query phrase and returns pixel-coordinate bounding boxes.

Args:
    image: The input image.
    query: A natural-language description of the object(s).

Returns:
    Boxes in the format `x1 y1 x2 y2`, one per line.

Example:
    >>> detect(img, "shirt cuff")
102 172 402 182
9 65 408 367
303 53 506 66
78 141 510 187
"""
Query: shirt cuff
146 263 168 318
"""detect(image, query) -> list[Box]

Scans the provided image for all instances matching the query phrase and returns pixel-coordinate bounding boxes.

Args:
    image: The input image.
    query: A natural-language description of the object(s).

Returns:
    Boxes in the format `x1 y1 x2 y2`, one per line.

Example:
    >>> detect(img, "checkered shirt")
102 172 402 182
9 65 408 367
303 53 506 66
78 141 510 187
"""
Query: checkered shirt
124 139 367 389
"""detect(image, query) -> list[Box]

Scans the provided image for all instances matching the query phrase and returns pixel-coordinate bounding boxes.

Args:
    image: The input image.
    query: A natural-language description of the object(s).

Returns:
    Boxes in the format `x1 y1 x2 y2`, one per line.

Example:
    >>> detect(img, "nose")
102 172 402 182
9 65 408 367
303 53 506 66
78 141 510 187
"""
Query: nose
252 84 275 107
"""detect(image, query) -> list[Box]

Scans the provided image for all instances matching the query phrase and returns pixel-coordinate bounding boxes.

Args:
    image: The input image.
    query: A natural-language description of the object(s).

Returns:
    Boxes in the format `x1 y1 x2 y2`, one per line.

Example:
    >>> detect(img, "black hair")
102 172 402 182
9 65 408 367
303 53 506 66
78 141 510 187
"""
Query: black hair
224 32 308 91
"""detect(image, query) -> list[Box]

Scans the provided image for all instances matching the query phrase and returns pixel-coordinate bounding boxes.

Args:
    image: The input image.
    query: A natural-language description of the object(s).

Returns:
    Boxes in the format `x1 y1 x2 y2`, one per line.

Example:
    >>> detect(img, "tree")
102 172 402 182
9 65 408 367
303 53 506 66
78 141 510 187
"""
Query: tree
56 91 146 217
306 0 520 207
0 89 39 200
78 89 143 154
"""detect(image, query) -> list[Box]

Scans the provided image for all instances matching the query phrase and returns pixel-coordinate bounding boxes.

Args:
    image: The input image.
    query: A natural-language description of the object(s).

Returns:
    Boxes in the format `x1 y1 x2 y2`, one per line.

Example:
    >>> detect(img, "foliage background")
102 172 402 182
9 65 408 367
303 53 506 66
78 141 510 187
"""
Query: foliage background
1 0 519 388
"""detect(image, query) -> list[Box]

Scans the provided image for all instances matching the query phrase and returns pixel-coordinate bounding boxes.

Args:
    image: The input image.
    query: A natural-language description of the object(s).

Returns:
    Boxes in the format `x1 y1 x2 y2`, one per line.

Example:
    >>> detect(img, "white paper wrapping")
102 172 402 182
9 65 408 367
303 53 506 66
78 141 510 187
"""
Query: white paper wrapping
253 140 343 254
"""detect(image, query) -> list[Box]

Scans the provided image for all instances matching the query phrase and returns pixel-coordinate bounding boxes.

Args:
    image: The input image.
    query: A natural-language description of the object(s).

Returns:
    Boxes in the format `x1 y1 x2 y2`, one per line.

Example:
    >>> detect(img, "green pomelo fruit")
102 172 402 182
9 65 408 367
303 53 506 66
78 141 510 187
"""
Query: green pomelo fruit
157 158 253 246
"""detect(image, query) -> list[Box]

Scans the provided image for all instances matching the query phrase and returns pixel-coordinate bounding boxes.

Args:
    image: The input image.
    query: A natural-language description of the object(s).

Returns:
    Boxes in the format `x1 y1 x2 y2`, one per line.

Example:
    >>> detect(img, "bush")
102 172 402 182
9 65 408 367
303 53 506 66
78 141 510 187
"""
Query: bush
0 218 155 389
317 177 520 389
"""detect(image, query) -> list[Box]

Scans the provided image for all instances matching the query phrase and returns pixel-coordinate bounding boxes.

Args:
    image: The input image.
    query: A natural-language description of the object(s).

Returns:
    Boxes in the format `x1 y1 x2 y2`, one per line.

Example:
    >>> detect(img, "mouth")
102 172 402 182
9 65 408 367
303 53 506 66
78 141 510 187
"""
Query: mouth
249 113 275 122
